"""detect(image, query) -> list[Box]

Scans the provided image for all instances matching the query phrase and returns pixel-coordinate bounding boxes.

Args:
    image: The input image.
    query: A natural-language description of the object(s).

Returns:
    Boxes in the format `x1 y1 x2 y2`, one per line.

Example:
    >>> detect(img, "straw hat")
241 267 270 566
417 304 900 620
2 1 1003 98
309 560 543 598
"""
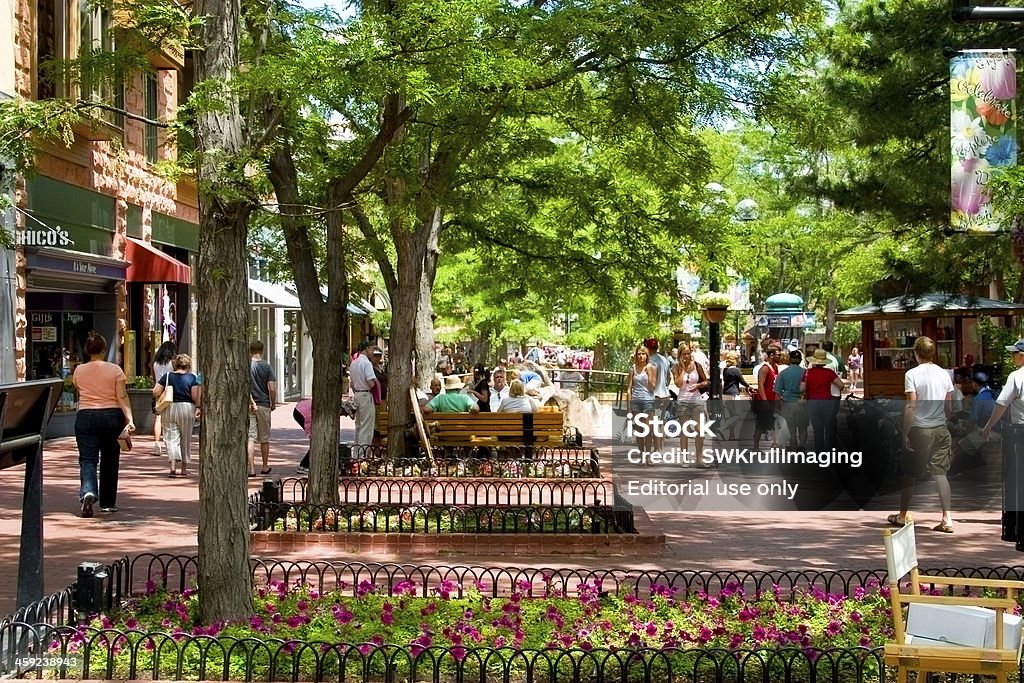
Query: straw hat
444 375 465 391
809 349 829 366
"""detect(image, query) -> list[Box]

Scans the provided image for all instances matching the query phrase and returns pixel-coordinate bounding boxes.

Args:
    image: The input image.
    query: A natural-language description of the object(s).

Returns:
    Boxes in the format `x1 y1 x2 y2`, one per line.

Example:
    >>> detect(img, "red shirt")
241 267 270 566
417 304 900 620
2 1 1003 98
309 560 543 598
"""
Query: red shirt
803 366 838 400
760 363 779 401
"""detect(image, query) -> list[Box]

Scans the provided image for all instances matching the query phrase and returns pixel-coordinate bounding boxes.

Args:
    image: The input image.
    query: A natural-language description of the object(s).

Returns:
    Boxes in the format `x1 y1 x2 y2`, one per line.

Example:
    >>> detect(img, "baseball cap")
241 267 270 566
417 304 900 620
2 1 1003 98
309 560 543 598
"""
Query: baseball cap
973 371 989 385
1006 340 1024 354
372 348 383 356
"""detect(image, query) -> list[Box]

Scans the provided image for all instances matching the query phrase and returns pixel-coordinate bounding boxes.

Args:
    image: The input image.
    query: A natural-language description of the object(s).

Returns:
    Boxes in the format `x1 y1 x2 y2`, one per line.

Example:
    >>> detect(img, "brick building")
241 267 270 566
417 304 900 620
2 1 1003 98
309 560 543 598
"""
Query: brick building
2 0 197 432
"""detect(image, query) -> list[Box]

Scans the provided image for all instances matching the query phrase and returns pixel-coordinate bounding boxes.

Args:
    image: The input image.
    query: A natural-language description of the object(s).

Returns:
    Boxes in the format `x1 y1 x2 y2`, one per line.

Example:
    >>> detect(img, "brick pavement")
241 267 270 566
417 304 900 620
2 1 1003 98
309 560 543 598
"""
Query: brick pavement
1 401 1022 616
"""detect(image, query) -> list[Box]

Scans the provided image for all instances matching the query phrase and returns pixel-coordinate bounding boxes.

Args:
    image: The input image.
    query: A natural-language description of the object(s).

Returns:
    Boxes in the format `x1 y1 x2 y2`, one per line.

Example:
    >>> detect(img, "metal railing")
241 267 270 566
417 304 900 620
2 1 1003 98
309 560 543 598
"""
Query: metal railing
7 555 1024 681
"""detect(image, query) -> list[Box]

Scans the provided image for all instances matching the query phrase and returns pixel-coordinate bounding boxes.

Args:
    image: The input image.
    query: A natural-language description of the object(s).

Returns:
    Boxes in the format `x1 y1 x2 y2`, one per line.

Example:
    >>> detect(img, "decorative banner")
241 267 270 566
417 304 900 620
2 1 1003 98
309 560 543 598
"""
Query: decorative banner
950 50 1017 232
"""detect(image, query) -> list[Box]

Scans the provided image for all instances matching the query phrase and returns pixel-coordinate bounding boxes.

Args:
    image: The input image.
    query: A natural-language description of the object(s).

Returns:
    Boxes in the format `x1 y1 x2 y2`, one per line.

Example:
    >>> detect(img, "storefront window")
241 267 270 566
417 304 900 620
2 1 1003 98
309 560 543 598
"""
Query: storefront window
283 310 301 399
28 311 94 411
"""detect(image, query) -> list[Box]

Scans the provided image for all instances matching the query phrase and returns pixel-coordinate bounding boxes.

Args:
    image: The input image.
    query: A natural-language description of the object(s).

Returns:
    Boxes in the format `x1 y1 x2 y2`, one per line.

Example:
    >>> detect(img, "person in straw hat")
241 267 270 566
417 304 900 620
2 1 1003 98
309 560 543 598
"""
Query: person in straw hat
800 349 845 452
424 375 480 414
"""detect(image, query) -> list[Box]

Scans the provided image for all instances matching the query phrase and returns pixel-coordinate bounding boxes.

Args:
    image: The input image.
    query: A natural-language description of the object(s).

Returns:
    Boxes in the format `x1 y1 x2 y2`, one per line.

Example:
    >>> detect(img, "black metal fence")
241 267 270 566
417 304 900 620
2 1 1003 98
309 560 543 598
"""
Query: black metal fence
278 476 616 507
6 555 1024 681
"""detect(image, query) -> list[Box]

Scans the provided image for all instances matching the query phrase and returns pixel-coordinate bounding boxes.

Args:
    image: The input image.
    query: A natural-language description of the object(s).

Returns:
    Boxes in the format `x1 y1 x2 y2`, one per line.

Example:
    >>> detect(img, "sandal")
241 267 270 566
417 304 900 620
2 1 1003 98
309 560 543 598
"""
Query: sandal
887 513 912 527
260 467 272 475
932 521 954 534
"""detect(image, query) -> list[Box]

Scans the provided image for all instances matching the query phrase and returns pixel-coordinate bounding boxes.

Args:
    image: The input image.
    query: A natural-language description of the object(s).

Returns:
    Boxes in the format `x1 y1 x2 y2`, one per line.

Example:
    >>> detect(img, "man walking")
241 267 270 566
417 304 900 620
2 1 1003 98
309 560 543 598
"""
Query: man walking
981 340 1024 441
248 340 277 477
350 340 379 448
889 336 955 532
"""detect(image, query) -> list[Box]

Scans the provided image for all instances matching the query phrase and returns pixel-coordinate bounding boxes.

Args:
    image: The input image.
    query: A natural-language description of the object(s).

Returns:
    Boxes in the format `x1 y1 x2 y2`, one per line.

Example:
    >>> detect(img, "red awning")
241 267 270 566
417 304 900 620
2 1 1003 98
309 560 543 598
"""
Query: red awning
125 237 191 284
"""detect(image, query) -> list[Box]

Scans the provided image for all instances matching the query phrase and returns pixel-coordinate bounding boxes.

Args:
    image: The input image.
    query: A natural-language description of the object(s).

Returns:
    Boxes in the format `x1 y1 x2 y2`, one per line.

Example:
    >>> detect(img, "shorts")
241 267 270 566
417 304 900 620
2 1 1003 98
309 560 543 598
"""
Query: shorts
779 401 809 430
248 405 272 444
754 400 777 431
675 400 707 421
629 399 655 417
904 425 952 477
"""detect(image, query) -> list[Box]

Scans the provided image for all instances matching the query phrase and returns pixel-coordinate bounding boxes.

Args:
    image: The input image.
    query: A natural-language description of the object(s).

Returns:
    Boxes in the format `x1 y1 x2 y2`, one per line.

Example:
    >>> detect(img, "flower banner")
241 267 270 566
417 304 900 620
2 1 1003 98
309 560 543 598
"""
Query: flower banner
951 50 1017 232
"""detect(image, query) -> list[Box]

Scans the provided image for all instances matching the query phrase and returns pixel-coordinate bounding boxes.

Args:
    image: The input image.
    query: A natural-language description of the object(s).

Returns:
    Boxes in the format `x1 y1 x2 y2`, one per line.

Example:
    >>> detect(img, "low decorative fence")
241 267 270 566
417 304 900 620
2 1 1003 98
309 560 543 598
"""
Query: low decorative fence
4 555 1024 681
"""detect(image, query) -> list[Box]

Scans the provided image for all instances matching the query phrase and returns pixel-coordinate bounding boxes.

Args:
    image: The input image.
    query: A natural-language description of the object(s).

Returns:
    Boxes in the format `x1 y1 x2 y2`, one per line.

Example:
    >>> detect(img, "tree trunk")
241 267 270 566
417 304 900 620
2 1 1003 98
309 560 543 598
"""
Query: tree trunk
385 215 425 460
267 143 346 505
413 207 441 390
194 0 253 624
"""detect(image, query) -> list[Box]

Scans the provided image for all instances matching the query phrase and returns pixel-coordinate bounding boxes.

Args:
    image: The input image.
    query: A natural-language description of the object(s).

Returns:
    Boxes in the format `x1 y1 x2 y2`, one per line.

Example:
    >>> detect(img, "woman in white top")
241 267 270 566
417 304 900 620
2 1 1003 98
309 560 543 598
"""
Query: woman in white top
151 341 176 456
627 344 657 452
671 346 709 465
497 380 538 413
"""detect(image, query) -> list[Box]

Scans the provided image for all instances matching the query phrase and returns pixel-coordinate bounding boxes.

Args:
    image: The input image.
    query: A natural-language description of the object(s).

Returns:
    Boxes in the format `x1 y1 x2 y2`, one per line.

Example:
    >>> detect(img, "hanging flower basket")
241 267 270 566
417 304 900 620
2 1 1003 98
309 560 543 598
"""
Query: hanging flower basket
696 292 732 324
702 307 729 324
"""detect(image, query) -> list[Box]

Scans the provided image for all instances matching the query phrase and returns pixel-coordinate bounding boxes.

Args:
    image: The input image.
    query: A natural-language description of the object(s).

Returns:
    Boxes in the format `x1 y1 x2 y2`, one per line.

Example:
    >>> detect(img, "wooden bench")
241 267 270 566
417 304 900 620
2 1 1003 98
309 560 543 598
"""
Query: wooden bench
375 409 564 447
429 410 564 447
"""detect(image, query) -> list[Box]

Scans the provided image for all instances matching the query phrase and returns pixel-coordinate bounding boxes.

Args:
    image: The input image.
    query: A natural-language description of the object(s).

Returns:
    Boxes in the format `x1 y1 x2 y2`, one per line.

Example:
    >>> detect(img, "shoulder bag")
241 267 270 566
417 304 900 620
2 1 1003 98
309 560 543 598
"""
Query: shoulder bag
155 376 174 414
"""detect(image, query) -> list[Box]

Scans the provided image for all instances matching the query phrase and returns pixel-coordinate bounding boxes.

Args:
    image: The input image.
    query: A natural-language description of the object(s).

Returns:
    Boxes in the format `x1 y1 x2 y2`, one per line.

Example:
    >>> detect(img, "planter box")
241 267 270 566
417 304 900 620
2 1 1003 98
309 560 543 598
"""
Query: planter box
128 389 155 435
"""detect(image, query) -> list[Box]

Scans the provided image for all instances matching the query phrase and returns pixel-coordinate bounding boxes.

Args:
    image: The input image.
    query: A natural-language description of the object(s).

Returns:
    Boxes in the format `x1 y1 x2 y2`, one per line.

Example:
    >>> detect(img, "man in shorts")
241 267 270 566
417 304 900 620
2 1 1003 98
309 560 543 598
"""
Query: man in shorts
890 336 955 532
248 340 277 477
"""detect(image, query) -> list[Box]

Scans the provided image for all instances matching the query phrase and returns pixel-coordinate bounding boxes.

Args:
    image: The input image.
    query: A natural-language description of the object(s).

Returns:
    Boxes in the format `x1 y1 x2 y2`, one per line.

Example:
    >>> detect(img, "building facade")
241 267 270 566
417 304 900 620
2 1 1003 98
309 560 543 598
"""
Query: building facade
3 0 197 432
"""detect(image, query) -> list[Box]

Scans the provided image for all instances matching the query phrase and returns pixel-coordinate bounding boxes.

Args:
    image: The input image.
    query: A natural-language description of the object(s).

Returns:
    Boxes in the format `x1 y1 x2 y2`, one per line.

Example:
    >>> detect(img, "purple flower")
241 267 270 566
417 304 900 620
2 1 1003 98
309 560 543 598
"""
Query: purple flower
145 579 156 595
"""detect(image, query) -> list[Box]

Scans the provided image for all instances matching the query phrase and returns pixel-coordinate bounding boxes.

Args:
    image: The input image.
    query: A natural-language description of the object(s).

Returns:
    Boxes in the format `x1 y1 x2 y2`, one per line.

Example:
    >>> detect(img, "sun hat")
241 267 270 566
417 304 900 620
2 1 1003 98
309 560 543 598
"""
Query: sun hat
809 349 830 366
444 375 465 391
1006 340 1024 354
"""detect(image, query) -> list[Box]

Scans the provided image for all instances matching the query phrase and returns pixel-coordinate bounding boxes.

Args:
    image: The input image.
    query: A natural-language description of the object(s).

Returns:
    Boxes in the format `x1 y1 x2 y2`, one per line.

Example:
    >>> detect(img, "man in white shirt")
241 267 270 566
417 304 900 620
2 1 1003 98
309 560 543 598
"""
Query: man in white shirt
982 339 1024 437
489 368 510 412
890 336 955 533
349 341 378 447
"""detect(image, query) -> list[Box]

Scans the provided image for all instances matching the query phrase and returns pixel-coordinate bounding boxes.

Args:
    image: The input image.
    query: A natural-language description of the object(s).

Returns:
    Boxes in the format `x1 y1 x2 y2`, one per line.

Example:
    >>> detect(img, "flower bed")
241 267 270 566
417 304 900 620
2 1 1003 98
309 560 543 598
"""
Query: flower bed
268 505 624 533
341 457 598 479
46 576 897 681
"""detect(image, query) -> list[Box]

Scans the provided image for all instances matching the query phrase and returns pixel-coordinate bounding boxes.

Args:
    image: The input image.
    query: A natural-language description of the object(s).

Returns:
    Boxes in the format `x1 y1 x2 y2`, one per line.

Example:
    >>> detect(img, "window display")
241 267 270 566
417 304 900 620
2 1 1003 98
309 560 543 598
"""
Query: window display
28 311 94 411
872 318 955 370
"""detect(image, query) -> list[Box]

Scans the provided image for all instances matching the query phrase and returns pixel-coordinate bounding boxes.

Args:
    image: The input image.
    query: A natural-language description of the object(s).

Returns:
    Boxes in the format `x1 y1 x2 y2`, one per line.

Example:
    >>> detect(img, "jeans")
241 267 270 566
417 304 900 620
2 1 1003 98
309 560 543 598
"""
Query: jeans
808 399 835 452
75 408 126 507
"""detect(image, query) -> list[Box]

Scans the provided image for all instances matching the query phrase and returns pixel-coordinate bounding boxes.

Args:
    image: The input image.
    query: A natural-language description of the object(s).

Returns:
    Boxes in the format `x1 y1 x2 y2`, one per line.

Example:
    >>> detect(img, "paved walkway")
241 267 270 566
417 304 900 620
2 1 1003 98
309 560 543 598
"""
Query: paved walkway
1 401 1022 616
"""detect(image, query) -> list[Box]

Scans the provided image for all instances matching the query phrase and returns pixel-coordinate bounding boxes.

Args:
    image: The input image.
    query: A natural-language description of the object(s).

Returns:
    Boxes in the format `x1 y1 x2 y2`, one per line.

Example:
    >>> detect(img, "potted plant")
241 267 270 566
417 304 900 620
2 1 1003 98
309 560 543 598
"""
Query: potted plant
126 375 156 435
696 291 732 323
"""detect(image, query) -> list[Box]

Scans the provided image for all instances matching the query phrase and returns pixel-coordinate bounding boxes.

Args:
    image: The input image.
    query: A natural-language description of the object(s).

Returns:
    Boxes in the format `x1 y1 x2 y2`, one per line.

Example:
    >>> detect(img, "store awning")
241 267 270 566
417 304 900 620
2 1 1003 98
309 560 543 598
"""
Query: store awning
125 237 191 284
836 293 1024 321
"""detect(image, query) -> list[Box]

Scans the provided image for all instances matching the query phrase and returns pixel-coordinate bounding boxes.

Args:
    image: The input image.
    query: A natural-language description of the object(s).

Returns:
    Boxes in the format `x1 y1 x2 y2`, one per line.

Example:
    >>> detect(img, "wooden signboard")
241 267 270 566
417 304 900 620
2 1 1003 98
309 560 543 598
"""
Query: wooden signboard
408 387 434 464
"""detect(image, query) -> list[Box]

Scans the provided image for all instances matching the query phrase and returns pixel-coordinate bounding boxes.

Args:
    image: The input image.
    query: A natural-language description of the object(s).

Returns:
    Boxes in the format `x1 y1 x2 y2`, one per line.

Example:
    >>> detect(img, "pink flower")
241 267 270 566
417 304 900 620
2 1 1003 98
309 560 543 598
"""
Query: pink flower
979 57 1016 99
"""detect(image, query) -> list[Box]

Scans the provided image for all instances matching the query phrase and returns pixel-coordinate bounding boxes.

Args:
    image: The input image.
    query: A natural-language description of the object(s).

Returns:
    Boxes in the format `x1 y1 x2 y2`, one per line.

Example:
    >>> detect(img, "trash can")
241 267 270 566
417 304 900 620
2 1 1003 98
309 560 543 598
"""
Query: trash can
1001 424 1024 547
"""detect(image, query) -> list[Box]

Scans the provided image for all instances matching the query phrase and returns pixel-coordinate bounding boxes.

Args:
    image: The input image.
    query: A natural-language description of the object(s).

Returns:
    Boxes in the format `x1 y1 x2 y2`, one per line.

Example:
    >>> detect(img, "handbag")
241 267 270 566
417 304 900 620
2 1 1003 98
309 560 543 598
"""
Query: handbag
155 381 174 414
117 426 132 451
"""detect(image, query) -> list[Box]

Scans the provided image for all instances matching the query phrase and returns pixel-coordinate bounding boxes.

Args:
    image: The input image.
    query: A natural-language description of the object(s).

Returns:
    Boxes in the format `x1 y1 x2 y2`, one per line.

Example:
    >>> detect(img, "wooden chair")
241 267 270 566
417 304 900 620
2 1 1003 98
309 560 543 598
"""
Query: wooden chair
883 523 1024 683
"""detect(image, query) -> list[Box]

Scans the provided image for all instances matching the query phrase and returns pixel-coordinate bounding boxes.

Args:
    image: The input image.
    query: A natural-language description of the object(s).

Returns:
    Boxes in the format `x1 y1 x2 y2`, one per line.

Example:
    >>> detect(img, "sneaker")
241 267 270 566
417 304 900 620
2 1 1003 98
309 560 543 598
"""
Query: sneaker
80 492 95 518
101 506 119 513
296 466 309 475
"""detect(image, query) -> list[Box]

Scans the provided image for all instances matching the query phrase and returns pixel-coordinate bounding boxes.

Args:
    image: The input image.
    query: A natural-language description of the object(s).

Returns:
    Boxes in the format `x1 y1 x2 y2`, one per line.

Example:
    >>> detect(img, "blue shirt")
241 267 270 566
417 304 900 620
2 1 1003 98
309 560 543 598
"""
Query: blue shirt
774 365 805 402
971 386 997 430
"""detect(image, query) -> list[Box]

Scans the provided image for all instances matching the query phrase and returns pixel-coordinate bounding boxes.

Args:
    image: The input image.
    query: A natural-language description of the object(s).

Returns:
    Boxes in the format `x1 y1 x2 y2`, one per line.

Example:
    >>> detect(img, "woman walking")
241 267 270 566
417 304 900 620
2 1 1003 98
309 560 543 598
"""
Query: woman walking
721 351 750 440
801 349 845 451
73 331 134 517
151 341 175 456
627 344 657 452
153 354 201 477
672 346 710 463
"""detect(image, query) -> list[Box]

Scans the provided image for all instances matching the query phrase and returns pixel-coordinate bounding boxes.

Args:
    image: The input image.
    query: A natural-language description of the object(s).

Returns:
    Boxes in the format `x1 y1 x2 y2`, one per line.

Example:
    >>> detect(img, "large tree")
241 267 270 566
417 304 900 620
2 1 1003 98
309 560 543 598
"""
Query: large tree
193 0 256 622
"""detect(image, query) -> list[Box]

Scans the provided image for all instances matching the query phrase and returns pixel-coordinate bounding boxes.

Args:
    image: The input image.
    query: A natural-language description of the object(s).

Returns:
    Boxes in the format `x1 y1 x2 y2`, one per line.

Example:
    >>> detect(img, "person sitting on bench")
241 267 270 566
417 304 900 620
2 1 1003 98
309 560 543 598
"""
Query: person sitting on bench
423 375 480 414
497 380 538 413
